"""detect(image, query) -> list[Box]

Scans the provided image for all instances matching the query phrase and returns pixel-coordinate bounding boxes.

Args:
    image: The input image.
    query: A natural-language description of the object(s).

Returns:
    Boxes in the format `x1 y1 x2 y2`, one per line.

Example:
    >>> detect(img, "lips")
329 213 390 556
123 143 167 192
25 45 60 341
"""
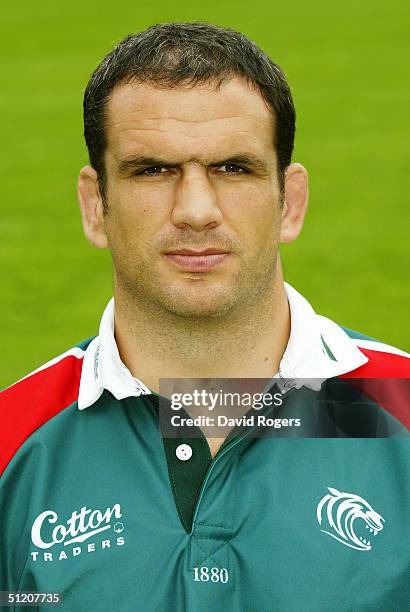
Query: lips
167 248 227 256
164 248 229 272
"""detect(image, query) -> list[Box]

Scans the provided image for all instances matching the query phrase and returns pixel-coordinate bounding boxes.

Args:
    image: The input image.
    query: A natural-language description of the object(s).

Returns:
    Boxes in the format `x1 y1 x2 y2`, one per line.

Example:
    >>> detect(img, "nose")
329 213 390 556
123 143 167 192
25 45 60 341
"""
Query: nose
171 166 223 231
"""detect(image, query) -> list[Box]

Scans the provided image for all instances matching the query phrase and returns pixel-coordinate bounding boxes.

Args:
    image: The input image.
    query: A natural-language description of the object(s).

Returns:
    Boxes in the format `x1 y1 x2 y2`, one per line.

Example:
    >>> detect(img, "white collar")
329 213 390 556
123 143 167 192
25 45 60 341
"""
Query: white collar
77 282 368 410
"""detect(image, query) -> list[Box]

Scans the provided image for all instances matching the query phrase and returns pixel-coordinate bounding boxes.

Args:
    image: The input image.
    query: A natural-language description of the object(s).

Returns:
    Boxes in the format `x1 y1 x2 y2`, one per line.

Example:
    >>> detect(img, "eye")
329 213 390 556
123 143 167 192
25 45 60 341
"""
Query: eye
217 163 247 174
141 166 169 175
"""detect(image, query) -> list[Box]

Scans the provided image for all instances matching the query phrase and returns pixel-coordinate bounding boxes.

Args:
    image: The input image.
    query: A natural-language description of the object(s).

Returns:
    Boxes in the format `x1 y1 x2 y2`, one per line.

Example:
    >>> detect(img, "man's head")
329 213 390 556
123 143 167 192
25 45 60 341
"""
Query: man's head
83 22 296 207
78 22 308 319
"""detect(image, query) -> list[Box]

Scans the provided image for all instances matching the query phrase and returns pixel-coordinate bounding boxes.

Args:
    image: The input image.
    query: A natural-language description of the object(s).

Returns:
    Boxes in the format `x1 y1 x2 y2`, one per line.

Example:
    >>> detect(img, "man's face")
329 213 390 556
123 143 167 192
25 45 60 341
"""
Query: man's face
101 77 286 318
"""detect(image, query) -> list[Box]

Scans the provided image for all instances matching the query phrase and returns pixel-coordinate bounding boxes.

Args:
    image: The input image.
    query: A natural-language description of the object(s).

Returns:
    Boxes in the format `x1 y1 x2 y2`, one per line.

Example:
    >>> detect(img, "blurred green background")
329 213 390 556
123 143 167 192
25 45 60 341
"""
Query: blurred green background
1 0 409 388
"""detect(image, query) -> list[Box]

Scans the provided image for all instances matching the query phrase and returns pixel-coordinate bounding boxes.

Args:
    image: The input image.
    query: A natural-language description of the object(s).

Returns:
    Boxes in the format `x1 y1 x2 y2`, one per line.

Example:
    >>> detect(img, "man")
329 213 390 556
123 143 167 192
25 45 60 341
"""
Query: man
1 22 409 612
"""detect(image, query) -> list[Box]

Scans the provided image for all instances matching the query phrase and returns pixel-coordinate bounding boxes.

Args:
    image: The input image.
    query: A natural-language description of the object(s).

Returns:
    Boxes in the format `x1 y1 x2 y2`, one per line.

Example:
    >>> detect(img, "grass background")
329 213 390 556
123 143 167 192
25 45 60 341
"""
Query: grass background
1 0 409 388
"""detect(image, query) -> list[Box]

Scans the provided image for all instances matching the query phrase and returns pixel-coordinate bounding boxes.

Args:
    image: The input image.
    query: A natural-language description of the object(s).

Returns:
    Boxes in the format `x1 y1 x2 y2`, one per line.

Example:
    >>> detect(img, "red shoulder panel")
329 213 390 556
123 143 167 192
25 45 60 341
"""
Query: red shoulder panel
0 354 84 476
340 347 410 431
341 347 410 378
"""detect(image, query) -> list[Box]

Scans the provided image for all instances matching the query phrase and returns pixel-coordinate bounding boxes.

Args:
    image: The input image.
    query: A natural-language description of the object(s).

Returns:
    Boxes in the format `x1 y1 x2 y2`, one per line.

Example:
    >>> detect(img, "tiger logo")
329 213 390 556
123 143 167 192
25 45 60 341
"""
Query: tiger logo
317 487 385 551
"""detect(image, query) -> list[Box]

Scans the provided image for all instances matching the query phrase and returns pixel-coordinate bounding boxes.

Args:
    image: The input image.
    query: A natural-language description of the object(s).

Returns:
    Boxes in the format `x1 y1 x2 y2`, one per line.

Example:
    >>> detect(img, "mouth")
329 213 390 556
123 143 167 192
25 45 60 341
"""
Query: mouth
356 518 383 547
163 248 229 272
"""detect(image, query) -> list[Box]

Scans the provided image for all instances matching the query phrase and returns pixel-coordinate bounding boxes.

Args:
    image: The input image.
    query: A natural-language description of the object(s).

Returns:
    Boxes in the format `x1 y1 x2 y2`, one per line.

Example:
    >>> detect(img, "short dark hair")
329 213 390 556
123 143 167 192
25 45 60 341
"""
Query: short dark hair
83 22 296 208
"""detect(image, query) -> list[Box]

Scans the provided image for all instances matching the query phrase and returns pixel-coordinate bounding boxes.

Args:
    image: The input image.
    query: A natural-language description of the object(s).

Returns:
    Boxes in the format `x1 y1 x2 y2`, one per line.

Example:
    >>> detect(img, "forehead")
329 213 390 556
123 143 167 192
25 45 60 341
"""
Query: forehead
104 77 275 162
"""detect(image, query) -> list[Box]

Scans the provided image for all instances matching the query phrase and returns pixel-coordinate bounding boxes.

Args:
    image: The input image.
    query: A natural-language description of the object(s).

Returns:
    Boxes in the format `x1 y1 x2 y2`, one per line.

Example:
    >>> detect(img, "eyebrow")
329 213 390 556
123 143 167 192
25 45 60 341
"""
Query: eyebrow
116 154 270 175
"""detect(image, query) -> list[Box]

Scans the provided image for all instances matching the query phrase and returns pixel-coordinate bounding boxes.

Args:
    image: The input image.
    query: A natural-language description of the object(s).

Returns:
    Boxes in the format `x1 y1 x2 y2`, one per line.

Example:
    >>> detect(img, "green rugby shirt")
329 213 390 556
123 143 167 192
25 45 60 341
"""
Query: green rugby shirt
1 282 409 611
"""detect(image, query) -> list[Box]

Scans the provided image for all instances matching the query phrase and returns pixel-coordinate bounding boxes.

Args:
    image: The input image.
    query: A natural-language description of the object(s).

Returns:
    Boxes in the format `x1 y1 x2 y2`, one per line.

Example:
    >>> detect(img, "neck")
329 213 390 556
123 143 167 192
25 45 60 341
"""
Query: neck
113 267 290 394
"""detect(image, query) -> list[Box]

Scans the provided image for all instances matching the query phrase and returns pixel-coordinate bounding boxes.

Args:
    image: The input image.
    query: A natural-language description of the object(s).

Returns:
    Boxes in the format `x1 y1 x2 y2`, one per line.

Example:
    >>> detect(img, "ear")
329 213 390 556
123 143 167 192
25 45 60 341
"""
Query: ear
279 163 309 243
77 165 109 249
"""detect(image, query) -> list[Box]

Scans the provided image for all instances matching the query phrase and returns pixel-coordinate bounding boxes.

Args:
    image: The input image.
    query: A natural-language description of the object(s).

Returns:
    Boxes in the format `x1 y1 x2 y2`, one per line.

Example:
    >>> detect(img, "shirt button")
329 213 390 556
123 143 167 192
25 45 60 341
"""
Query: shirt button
282 378 296 392
176 444 192 461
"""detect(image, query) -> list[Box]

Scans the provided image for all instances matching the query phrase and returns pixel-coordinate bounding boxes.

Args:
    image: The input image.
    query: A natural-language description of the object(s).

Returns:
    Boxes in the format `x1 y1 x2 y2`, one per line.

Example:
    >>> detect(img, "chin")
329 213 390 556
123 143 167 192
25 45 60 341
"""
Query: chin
166 301 234 318
160 289 238 318
189 308 232 318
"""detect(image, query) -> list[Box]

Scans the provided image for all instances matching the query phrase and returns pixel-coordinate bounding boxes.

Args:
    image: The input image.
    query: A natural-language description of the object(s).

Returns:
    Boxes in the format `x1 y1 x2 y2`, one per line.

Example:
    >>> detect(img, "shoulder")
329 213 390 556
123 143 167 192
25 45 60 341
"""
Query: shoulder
336 327 410 432
0 336 95 477
340 326 410 377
